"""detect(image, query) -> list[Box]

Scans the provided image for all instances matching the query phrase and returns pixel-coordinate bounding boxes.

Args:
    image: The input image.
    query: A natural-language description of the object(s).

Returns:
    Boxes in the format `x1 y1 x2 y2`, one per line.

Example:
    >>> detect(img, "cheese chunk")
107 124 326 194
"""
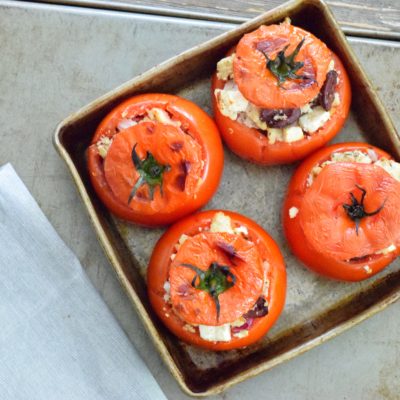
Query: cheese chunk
199 324 231 342
283 126 304 143
146 108 181 127
375 159 400 182
210 212 234 234
267 128 284 144
216 54 235 80
332 92 341 107
289 207 299 219
215 81 249 120
299 106 330 133
375 244 396 255
97 136 113 158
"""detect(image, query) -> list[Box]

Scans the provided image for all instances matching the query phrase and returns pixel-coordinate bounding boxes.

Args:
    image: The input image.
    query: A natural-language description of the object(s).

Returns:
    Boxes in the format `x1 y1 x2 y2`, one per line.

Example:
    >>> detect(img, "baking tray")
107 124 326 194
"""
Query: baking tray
54 0 400 395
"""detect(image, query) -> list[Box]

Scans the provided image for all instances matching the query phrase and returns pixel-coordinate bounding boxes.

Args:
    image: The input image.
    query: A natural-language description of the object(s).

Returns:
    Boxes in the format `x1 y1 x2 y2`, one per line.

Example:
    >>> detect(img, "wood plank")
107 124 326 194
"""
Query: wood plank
58 0 400 39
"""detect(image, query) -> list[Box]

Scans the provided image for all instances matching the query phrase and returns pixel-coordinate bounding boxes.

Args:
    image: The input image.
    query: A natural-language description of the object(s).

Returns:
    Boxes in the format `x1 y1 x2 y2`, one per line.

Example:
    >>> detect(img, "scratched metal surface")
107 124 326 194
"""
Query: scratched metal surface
1 1 400 399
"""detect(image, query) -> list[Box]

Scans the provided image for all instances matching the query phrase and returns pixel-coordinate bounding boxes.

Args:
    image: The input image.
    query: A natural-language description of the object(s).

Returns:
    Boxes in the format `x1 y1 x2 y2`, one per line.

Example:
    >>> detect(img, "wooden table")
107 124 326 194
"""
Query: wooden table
45 0 400 39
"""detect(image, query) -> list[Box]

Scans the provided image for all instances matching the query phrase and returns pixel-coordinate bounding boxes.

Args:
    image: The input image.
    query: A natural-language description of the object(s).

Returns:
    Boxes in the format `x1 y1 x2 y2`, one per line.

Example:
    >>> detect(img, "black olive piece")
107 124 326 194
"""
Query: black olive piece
260 108 301 128
320 70 338 111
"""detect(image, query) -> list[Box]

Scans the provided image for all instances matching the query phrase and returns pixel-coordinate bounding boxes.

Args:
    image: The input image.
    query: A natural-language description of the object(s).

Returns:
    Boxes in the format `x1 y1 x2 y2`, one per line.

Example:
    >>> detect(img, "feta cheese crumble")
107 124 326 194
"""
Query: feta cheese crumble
210 212 234 234
299 106 331 134
163 281 171 302
307 150 400 186
97 136 113 158
375 244 396 255
216 53 235 80
289 207 299 219
199 324 231 342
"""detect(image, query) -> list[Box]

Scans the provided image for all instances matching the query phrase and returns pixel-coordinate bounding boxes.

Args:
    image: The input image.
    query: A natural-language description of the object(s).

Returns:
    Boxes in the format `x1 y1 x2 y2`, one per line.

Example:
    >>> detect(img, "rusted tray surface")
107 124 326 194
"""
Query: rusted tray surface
54 0 400 395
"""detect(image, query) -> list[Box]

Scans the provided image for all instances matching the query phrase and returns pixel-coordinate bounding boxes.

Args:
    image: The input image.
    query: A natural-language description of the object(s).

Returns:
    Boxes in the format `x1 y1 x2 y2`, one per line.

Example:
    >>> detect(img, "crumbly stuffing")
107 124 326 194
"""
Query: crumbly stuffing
307 150 400 186
96 136 113 158
183 324 196 333
214 57 340 144
233 330 249 338
216 53 235 80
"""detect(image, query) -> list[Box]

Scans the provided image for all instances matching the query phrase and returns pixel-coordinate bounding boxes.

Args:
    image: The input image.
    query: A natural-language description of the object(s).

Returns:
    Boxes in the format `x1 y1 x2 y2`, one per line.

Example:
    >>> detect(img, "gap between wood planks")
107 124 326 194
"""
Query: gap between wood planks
30 0 400 41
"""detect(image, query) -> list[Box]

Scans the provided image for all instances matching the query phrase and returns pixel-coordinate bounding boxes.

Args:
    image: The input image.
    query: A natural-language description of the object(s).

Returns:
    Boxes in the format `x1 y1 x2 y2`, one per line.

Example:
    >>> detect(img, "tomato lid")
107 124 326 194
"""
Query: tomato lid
103 121 203 214
233 22 332 109
300 162 400 261
169 231 264 326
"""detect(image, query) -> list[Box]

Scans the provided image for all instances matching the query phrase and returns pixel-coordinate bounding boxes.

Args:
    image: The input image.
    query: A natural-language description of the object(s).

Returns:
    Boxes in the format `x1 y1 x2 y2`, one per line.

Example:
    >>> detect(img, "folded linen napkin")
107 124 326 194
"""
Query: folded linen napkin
0 163 166 400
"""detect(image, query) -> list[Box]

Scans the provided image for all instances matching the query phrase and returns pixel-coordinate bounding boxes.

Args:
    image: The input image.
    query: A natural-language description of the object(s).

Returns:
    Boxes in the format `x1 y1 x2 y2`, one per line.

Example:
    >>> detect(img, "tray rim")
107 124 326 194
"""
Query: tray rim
53 0 400 396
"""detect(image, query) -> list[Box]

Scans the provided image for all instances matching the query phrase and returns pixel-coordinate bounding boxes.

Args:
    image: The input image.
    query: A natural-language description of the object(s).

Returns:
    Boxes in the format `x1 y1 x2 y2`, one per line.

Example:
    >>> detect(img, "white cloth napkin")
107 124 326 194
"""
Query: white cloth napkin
0 163 167 400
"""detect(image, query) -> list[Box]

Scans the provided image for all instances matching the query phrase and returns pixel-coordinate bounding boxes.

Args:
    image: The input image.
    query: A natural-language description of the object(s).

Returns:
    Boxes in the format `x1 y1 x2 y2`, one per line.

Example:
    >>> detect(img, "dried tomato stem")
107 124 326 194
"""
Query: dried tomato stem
343 185 385 235
180 262 236 321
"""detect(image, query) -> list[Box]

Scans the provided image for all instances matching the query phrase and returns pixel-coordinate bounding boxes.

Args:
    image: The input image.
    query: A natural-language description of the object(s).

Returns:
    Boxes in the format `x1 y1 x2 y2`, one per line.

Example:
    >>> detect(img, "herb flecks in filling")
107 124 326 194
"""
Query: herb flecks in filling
260 39 310 85
343 185 385 235
128 143 170 203
180 262 236 321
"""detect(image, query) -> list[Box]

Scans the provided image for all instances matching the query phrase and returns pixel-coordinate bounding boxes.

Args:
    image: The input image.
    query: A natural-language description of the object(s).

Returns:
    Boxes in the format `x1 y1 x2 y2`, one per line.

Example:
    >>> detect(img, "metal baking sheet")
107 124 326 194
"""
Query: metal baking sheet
3 0 399 397
53 0 400 395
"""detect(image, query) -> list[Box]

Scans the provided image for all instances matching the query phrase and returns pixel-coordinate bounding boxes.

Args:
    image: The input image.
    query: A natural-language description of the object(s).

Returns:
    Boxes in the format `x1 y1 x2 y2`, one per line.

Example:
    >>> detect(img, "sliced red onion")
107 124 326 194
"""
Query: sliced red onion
231 317 254 334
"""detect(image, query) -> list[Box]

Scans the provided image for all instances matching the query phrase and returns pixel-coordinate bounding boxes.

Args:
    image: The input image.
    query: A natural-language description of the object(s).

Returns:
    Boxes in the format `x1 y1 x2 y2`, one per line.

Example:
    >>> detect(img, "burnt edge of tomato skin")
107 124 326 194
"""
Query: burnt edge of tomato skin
346 254 376 264
174 161 191 191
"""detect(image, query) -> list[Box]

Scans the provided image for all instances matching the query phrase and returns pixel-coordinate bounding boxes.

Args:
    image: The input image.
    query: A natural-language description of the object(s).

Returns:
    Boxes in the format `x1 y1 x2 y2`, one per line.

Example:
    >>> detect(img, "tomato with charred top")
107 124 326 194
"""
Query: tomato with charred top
87 94 224 226
212 20 351 165
283 142 400 281
147 210 286 350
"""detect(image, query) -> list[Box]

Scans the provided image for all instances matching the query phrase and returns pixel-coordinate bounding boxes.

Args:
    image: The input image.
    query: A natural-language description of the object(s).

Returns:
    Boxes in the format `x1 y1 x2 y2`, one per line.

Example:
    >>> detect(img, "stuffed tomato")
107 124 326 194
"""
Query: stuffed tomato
87 94 223 227
147 210 286 350
212 20 351 165
283 143 400 281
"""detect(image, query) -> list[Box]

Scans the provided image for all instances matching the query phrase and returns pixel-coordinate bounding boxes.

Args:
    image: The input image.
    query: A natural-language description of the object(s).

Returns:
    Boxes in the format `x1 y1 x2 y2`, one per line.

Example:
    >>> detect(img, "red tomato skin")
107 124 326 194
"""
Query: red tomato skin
283 142 400 281
147 210 286 350
87 94 224 227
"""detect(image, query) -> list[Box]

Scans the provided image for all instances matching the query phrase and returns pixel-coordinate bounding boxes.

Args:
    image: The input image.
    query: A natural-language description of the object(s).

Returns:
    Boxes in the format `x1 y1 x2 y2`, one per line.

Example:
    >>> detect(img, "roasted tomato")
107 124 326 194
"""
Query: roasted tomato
148 210 286 350
87 94 223 226
283 142 400 281
212 20 351 165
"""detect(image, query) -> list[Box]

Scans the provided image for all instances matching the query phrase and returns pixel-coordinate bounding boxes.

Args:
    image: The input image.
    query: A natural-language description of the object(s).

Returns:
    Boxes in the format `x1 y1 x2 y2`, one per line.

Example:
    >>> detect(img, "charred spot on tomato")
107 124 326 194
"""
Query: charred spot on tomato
260 108 301 128
256 37 288 54
180 262 236 321
128 143 170 203
342 185 386 235
319 70 338 111
170 141 184 152
260 39 309 85
215 241 246 265
244 297 268 318
174 160 191 191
